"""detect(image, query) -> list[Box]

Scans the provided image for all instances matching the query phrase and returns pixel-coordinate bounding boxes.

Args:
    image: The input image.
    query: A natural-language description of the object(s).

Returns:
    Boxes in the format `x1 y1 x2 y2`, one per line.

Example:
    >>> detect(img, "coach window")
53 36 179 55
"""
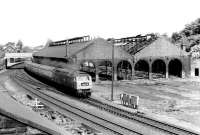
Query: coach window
195 68 199 76
10 58 14 63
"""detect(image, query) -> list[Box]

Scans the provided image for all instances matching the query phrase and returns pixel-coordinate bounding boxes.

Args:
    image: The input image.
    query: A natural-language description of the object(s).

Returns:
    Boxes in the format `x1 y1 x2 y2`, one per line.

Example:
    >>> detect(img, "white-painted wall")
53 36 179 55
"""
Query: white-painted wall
5 53 32 59
191 59 200 77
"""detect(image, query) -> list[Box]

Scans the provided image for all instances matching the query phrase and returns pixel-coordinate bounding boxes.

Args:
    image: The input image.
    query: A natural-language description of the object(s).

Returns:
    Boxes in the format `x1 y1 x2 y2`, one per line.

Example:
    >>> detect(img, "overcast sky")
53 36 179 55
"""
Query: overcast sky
0 0 199 47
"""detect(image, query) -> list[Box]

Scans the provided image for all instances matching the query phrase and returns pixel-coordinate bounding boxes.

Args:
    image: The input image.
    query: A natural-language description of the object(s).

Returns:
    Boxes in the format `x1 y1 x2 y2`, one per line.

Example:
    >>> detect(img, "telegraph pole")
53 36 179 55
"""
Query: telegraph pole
111 38 115 101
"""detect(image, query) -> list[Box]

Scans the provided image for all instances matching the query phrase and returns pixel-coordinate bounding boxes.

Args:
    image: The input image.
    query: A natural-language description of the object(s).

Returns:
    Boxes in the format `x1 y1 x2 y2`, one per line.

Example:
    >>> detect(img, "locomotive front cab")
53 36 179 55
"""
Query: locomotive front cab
75 74 92 96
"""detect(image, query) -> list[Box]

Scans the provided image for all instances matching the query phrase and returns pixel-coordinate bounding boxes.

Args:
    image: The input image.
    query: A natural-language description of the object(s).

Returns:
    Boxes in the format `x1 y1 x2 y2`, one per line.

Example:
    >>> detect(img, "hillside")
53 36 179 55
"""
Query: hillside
171 18 200 55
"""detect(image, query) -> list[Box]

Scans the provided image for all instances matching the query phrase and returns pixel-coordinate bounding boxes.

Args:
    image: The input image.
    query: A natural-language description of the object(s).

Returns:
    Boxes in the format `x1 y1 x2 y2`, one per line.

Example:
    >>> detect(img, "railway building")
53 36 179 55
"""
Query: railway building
190 45 200 78
191 59 200 77
33 36 134 81
33 35 191 81
133 37 190 79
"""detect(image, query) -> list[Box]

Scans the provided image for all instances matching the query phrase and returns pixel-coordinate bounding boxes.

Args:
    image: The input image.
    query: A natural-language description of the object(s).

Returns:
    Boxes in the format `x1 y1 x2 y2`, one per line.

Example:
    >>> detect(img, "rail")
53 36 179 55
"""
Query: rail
12 70 143 135
12 69 200 135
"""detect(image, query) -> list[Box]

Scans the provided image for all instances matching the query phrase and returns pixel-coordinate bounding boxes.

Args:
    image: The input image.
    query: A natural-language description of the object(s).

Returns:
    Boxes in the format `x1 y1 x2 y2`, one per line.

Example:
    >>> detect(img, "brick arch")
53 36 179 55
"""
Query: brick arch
117 60 132 80
168 58 182 77
151 59 166 78
134 59 149 72
98 60 113 80
134 59 149 79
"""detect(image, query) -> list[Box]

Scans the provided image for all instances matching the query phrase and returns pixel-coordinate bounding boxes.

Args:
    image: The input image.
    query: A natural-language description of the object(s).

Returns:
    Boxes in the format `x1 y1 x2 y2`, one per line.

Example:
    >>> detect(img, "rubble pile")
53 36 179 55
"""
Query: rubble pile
12 94 36 107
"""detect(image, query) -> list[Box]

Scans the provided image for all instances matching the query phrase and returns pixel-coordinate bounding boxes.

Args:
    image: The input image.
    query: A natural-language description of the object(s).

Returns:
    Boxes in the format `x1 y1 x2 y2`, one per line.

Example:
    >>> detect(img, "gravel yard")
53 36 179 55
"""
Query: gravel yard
92 78 200 132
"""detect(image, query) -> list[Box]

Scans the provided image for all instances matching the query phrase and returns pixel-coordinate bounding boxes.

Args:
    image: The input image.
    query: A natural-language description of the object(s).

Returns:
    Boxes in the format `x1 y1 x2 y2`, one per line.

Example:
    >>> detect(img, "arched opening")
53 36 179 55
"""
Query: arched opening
117 60 132 80
168 59 182 78
98 61 112 81
152 59 166 78
134 60 149 79
80 61 96 81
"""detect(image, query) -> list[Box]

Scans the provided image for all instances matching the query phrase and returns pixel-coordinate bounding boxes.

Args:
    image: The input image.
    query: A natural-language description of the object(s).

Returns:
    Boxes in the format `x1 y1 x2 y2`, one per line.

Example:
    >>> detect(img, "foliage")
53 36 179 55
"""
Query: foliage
16 40 23 52
171 18 200 52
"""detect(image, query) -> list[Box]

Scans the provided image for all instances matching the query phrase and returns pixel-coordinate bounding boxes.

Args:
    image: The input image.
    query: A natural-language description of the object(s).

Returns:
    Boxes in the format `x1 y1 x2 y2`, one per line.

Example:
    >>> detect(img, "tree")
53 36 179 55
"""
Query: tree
16 40 23 52
171 32 181 43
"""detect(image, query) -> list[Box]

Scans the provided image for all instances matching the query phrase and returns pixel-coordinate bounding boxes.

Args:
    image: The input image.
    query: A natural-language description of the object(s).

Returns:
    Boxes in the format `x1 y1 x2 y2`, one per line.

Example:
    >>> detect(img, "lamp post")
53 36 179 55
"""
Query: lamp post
111 38 115 101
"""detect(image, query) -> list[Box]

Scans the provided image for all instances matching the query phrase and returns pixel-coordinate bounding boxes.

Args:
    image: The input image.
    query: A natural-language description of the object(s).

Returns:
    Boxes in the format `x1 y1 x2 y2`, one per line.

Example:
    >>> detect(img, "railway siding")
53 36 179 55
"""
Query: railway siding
8 68 200 135
13 70 170 135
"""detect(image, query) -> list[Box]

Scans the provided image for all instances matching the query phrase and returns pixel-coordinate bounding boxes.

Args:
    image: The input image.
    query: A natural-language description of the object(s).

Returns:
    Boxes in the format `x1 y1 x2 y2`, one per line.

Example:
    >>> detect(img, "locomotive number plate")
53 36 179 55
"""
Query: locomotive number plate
81 82 89 86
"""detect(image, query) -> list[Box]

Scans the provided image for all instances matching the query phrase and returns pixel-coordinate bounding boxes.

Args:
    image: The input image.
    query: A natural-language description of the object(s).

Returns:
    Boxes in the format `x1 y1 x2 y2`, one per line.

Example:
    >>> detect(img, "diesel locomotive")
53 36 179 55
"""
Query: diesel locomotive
25 62 92 97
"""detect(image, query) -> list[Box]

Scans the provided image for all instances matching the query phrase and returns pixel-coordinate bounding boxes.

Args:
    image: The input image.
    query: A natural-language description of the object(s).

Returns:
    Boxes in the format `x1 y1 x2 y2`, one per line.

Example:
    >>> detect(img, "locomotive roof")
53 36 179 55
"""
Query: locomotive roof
57 66 88 76
27 61 56 70
29 62 88 76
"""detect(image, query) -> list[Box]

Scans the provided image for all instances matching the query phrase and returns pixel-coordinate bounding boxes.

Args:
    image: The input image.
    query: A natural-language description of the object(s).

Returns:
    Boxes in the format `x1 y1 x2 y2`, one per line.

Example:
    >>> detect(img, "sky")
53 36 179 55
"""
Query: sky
0 0 200 47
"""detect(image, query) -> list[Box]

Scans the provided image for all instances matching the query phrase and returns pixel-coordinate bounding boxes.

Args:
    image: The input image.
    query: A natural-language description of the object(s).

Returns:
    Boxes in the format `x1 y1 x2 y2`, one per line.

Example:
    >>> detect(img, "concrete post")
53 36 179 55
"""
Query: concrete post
95 66 99 82
132 67 135 80
182 70 185 78
130 60 135 80
166 62 169 79
149 62 152 80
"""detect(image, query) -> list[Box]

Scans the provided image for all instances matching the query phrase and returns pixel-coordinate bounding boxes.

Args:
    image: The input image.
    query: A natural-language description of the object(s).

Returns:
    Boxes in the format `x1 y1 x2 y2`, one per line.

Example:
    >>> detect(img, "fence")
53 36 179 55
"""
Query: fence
119 93 139 109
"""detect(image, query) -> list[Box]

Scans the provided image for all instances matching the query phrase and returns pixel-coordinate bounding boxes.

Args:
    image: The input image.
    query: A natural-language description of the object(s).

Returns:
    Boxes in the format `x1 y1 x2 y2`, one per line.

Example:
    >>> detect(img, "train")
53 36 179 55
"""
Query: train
5 53 32 69
24 62 92 97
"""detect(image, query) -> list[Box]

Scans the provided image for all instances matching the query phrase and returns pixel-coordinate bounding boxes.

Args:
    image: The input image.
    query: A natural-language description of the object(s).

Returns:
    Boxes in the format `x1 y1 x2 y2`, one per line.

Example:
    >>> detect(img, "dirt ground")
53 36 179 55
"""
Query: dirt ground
92 77 200 132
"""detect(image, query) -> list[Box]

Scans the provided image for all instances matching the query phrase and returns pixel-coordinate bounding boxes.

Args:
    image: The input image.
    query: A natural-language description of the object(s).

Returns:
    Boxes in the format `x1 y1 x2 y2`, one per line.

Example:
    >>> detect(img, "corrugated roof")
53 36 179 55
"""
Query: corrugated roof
33 40 90 58
72 38 133 60
134 37 188 59
34 38 133 60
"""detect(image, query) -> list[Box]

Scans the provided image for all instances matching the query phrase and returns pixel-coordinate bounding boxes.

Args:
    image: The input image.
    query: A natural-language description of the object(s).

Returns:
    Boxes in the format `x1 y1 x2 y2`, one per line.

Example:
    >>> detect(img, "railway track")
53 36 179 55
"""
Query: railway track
12 70 143 135
84 98 199 135
12 69 200 135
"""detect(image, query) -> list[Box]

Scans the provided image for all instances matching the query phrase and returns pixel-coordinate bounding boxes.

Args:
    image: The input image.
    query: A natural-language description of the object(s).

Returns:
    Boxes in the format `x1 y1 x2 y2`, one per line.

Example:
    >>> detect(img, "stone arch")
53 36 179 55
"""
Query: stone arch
168 58 182 78
80 60 96 80
98 60 112 80
134 59 149 79
152 59 166 78
117 60 132 80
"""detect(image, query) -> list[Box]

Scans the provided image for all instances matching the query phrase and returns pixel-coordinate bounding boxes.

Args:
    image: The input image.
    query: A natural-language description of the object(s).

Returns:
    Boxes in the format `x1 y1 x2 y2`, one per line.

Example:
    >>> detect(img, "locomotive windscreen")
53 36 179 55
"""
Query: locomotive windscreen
76 76 90 81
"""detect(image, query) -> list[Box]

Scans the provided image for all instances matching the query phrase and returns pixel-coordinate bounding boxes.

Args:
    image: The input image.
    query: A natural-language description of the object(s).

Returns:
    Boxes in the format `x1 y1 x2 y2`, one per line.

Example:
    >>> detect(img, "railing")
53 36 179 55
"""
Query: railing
49 35 91 47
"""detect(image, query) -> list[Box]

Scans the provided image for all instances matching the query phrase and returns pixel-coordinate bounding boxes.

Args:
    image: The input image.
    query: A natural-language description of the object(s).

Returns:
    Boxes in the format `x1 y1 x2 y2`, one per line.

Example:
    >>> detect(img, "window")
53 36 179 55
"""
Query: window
76 76 89 81
10 58 14 63
195 68 199 76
